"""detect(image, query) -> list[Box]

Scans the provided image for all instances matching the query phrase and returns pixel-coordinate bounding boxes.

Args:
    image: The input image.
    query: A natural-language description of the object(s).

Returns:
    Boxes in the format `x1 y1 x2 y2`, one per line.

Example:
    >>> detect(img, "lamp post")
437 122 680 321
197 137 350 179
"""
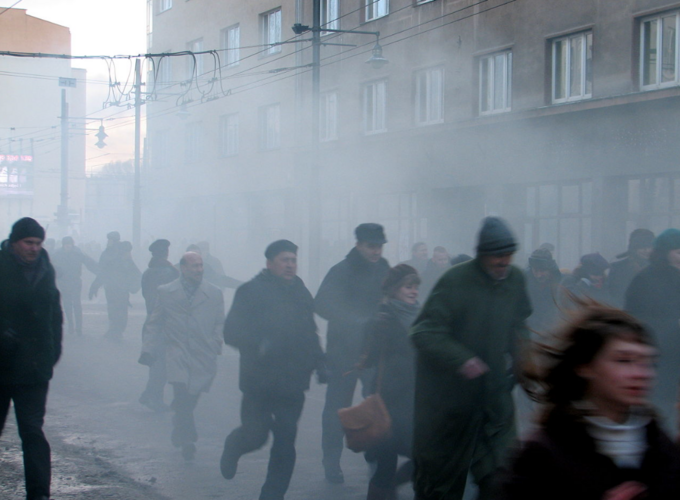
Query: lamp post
292 2 388 287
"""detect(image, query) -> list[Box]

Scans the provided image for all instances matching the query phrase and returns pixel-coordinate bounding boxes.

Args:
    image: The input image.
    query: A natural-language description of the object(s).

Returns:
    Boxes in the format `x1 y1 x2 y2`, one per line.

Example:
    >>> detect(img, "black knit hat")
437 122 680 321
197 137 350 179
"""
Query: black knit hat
148 239 171 255
476 217 517 255
9 217 45 243
355 223 387 245
382 264 420 296
265 239 298 260
528 248 556 270
616 228 655 259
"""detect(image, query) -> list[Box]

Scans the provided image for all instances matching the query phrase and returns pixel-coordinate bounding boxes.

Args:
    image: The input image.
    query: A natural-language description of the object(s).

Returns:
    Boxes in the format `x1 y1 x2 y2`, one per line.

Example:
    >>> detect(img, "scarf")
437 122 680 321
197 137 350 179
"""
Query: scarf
388 298 420 330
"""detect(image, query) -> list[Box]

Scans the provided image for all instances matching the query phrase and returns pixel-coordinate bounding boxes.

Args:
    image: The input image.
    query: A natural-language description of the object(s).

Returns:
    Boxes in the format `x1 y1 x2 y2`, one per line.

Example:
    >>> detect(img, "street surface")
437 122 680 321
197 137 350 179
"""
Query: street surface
0 297 406 500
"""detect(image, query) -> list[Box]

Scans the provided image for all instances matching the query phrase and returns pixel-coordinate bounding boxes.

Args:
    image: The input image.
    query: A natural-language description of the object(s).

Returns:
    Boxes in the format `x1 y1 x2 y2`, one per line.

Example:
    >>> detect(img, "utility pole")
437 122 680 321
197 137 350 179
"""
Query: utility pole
58 89 69 235
133 58 142 252
308 0 322 288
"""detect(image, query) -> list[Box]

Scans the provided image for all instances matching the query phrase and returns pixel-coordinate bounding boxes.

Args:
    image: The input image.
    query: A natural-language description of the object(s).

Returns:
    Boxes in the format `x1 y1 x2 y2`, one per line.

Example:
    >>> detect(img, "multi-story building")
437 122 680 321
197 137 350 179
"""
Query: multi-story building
145 0 680 281
0 8 86 237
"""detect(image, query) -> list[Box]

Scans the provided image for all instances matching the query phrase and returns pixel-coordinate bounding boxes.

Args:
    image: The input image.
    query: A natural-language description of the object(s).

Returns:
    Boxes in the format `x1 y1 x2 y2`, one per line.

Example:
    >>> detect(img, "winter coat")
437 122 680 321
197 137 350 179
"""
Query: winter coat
315 247 389 369
223 270 323 397
524 269 562 334
625 262 680 430
0 241 63 385
419 260 451 300
608 255 648 308
141 257 180 315
52 246 98 292
93 245 141 294
142 278 224 395
410 258 532 495
362 301 417 455
501 410 680 500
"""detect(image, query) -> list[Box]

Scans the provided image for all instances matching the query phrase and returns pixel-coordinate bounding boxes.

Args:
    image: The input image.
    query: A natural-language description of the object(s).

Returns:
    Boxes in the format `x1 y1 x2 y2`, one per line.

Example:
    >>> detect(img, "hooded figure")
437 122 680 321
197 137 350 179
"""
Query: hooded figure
608 229 654 308
410 217 531 500
525 248 562 333
625 228 680 434
561 253 613 306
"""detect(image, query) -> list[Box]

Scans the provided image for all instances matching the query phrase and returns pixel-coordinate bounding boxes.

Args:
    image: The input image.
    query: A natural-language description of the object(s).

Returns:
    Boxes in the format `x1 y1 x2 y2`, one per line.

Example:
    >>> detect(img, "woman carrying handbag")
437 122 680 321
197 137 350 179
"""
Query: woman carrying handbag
355 264 421 500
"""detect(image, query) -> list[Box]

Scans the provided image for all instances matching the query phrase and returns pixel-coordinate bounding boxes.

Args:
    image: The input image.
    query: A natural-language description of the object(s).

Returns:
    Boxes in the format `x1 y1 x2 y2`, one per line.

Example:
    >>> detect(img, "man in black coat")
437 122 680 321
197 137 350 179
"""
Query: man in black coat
315 223 390 483
138 239 179 412
608 228 654 308
52 236 98 335
0 217 63 500
525 248 562 333
220 240 324 500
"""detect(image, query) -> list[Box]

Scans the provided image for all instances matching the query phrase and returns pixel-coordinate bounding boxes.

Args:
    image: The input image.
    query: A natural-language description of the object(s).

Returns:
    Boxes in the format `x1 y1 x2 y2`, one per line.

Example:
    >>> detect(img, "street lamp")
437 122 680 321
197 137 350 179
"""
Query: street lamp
292 5 388 287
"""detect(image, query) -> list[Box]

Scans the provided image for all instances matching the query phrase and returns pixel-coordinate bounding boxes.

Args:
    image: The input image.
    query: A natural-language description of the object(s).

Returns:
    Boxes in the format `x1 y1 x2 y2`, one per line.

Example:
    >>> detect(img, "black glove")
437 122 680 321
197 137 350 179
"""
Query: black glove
138 352 155 366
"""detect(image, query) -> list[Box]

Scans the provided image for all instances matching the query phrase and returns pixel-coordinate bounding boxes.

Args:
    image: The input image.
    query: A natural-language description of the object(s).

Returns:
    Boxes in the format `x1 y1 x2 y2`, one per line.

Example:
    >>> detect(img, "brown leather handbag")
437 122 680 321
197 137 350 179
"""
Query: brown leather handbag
337 354 391 452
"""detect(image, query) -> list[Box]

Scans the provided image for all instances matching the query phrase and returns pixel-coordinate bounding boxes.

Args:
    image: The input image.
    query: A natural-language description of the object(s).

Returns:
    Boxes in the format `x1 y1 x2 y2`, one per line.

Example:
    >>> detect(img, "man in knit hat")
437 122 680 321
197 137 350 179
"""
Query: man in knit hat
626 228 680 434
0 217 63 500
410 216 531 500
525 247 562 333
608 228 655 307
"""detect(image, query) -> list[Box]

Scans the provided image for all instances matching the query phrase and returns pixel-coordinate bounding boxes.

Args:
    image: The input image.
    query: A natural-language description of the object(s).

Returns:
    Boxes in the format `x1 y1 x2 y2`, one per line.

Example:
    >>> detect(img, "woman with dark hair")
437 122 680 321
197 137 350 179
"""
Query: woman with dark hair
502 302 680 500
626 228 680 433
360 264 421 500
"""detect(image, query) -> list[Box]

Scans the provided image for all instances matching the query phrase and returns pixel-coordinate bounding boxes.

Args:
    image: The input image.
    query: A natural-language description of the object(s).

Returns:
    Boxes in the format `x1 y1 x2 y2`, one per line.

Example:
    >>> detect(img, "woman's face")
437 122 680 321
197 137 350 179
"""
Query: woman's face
578 338 656 421
394 283 419 305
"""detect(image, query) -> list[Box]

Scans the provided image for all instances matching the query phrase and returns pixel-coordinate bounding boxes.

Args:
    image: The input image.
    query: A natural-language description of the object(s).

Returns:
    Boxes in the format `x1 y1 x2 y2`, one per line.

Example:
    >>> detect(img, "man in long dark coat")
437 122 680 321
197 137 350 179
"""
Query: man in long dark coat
0 217 63 500
315 223 390 483
608 228 654 307
410 217 531 500
220 240 324 500
138 239 179 412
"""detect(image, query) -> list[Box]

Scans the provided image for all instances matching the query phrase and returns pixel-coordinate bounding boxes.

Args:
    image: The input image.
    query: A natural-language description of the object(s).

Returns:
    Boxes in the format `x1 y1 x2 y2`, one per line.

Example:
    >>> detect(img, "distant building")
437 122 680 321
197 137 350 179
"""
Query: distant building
144 0 680 277
0 8 86 237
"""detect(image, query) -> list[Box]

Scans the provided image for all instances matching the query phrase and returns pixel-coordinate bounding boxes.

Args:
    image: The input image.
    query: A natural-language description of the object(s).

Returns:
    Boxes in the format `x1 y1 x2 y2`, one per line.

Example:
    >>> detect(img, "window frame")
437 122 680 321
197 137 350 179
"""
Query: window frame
261 8 282 56
221 24 240 68
478 51 512 115
640 11 680 90
186 38 205 80
415 67 445 126
158 0 172 13
363 80 387 135
259 103 281 150
219 113 239 157
365 0 389 22
321 0 339 34
551 31 593 104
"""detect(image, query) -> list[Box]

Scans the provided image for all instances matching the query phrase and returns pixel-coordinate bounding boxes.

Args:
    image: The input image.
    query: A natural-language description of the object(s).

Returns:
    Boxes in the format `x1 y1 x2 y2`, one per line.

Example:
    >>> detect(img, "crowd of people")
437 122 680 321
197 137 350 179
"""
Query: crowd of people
2 214 680 500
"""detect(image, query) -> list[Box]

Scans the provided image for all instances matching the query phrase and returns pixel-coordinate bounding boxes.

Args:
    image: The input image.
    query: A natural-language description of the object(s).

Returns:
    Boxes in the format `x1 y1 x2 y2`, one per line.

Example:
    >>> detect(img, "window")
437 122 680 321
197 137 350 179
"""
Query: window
261 9 282 56
155 55 172 87
219 114 239 156
366 0 388 21
321 0 339 33
320 92 338 141
479 51 512 114
415 67 444 125
260 104 281 150
364 80 387 134
187 38 204 79
159 0 172 13
552 32 592 103
415 0 435 4
221 25 240 68
641 12 680 89
185 122 202 162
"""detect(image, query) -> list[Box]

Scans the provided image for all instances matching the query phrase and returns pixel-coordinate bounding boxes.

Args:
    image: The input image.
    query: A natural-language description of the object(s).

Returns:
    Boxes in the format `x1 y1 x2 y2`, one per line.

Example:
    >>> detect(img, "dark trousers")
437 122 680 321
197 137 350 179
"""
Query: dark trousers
223 391 305 500
170 383 200 447
321 364 372 467
141 343 167 403
104 287 129 338
60 282 82 334
0 383 51 500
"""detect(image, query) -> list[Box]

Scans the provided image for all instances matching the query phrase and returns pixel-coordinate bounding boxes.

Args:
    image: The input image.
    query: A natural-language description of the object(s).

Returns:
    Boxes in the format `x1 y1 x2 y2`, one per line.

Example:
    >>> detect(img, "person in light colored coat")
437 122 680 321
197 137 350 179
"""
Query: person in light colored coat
140 251 224 460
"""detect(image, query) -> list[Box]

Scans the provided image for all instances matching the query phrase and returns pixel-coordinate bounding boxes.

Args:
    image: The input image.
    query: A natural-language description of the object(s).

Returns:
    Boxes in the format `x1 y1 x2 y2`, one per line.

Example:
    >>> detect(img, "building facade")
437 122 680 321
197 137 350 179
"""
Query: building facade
145 0 680 281
0 9 86 238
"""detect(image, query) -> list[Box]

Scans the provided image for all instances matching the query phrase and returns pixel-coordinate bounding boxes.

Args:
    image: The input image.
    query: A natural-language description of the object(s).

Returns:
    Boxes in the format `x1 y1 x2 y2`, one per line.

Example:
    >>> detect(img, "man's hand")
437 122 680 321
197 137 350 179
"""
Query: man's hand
458 357 489 380
603 481 647 500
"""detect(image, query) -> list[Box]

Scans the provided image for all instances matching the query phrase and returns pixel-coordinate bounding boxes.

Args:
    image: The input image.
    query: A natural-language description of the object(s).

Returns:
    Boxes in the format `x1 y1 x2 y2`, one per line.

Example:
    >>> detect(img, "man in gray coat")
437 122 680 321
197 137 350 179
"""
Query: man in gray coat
140 251 224 460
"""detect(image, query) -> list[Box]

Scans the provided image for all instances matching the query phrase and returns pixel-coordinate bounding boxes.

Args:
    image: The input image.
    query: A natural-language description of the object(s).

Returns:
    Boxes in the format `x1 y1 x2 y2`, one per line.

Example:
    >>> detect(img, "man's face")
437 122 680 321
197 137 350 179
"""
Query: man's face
266 251 298 280
13 237 43 263
356 241 383 263
479 252 514 280
413 244 428 261
181 253 204 284
588 273 605 289
432 251 450 268
531 266 551 284
636 247 652 261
